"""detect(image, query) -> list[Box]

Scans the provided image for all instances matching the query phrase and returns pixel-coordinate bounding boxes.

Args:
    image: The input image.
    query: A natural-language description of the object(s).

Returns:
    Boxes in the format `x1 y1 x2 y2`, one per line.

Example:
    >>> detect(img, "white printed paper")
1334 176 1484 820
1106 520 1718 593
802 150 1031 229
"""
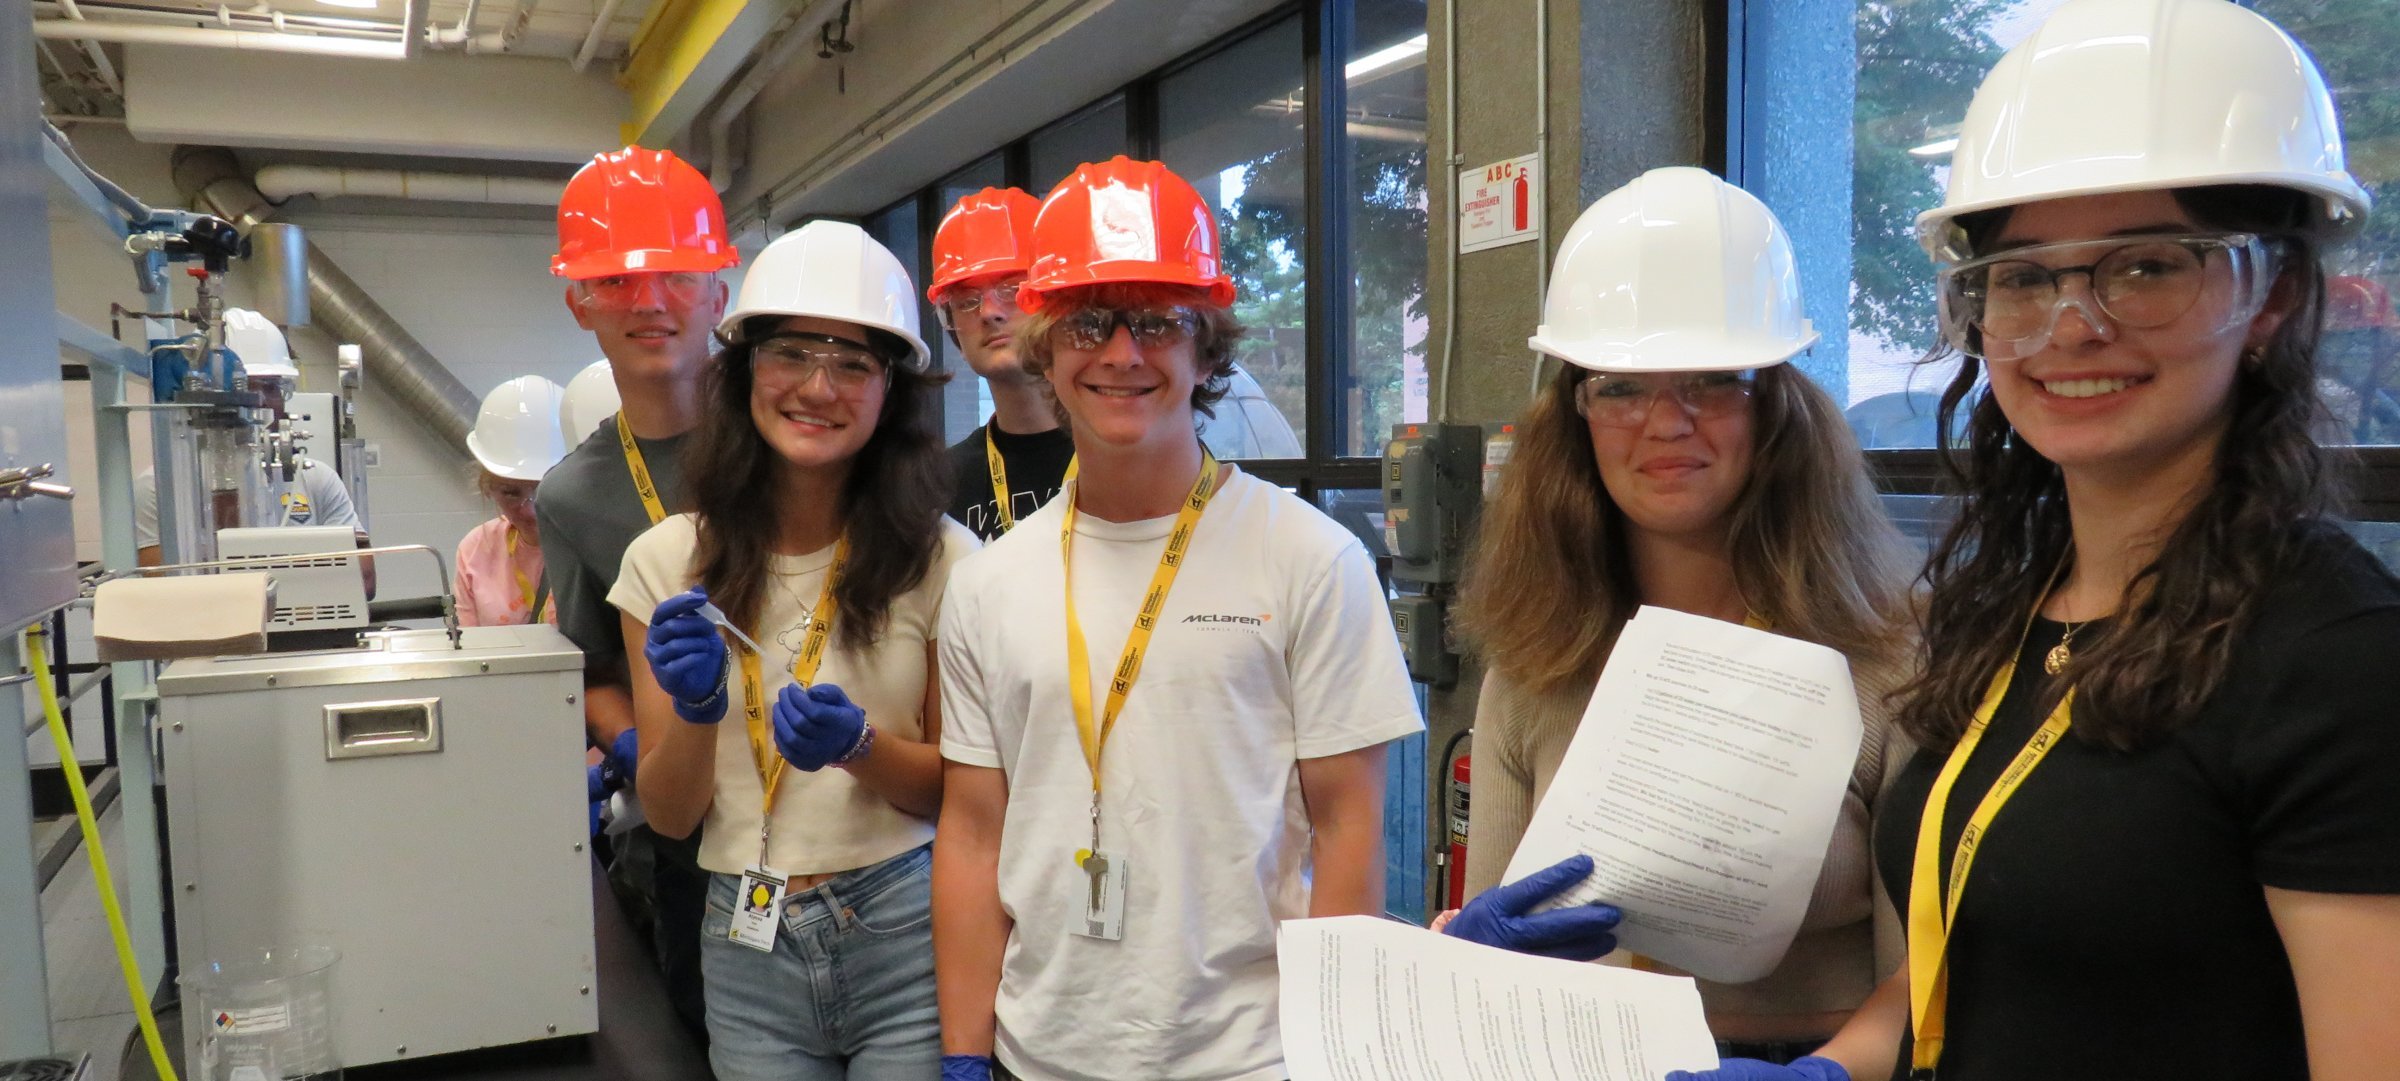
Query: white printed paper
1504 606 1862 983
1279 915 1717 1081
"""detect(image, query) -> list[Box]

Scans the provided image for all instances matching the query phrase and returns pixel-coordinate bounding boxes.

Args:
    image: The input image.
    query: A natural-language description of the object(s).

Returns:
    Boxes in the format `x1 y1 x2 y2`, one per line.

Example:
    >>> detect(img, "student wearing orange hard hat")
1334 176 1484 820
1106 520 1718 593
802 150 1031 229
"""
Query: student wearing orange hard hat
535 144 737 1043
929 158 1422 1081
927 187 1074 541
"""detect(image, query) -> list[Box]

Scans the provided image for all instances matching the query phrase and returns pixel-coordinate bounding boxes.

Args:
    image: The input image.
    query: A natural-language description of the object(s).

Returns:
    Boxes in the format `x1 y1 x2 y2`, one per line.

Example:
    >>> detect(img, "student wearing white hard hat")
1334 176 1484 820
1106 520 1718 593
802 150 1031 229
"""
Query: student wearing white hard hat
456 375 571 627
612 219 973 1080
560 359 620 445
1435 167 1916 1069
1678 3 2400 1081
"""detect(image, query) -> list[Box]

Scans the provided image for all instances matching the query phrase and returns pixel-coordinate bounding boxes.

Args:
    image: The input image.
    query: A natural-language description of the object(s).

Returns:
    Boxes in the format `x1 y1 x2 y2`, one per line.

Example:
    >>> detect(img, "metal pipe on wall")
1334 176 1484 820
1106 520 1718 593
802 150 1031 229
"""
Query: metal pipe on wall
33 19 408 57
253 163 566 205
176 148 479 448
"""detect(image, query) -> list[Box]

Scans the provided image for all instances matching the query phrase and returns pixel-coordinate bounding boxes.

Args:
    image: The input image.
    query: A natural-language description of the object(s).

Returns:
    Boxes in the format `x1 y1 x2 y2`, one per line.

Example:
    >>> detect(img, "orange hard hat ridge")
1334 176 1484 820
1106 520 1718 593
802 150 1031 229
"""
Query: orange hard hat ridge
928 187 1042 302
551 146 740 280
1019 156 1238 312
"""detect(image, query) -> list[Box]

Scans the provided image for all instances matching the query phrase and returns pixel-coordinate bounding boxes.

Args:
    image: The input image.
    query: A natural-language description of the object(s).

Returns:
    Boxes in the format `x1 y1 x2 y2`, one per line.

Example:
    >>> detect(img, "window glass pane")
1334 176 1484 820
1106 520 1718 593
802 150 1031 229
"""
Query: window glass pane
1345 2 1431 458
1161 17 1308 460
2252 1 2400 446
1314 485 1391 561
1030 95 1129 194
932 154 1011 444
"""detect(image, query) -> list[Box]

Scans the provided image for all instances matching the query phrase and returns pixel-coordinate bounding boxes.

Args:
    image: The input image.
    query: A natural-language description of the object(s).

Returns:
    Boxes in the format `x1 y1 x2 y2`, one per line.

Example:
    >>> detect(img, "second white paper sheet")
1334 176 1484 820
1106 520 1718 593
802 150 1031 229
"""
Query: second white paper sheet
1502 606 1861 983
1280 916 1718 1081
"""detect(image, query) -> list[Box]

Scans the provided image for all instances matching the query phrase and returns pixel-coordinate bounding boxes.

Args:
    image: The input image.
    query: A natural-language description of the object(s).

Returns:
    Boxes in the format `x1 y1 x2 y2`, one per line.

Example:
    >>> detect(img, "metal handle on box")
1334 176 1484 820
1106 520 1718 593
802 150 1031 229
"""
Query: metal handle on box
0 462 74 502
324 697 443 760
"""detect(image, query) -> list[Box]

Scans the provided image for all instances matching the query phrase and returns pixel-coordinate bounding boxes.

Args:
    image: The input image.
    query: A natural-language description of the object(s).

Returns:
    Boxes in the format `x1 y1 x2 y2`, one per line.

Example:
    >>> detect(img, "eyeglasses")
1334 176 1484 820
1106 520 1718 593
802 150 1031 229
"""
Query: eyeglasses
490 485 537 508
935 282 1022 329
749 333 888 392
1936 232 2277 359
1574 370 1756 429
573 271 717 312
1048 306 1202 353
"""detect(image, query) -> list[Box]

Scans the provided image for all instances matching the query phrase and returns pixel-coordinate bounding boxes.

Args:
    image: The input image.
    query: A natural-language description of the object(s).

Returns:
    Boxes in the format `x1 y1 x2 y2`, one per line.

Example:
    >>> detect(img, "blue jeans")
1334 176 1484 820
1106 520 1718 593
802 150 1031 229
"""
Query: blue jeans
699 845 939 1081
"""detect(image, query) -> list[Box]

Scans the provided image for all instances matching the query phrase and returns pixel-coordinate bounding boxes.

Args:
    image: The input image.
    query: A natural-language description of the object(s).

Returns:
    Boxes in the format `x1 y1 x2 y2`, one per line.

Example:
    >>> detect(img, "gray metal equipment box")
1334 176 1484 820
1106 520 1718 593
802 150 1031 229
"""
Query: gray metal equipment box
157 626 597 1069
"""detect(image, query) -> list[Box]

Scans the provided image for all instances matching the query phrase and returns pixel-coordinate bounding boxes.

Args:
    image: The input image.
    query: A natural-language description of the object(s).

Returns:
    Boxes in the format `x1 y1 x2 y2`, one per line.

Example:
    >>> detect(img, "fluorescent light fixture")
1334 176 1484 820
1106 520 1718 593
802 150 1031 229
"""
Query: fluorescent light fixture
1908 137 1959 159
1347 34 1427 82
317 0 379 9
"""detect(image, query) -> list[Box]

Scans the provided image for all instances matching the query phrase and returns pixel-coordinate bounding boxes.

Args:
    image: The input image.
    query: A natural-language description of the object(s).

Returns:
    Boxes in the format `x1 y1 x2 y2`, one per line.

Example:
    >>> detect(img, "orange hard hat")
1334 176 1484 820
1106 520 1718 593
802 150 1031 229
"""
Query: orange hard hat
2326 275 2399 331
551 147 739 280
927 187 1041 302
1019 157 1237 312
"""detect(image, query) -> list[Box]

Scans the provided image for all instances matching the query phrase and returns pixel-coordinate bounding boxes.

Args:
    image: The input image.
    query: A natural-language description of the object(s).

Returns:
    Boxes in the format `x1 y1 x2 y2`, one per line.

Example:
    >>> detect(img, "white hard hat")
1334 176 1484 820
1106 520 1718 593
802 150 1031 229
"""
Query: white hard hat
718 220 931 371
224 308 298 380
1528 167 1816 373
1917 0 2370 260
561 359 619 443
467 376 571 481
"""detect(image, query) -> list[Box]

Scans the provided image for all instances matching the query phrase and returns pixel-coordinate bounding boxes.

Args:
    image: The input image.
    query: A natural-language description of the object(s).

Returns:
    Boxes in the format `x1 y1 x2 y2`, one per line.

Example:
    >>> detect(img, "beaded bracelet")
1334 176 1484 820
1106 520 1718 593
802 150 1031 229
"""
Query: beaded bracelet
833 722 877 766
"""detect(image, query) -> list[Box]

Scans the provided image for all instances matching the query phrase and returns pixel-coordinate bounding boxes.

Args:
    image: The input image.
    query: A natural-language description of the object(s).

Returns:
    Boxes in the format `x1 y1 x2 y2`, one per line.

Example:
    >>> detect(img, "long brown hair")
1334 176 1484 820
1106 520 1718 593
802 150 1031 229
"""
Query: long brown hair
1896 185 2338 752
1458 362 1915 695
687 323 954 649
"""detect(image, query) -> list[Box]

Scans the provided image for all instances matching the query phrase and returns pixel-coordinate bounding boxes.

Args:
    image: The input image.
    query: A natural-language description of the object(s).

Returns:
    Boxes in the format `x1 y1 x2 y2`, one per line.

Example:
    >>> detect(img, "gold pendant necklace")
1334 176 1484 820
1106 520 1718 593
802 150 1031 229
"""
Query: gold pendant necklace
2044 620 2081 676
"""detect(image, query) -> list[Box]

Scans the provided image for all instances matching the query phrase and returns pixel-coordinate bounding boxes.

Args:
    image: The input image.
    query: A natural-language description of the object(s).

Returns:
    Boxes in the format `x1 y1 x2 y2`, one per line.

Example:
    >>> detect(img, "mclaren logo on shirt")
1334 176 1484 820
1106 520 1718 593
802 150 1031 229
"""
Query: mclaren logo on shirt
1182 612 1270 627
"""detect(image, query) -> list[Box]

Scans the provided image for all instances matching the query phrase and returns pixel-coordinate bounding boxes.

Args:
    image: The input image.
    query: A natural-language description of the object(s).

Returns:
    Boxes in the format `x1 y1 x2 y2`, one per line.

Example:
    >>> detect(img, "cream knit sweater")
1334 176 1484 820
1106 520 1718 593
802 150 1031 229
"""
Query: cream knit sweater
1462 645 1913 1020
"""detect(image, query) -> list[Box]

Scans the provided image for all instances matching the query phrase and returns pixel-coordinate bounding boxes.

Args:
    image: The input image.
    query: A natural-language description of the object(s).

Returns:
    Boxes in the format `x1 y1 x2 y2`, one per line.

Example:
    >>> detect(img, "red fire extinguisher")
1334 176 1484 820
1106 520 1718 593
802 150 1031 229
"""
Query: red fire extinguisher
1446 754 1471 910
1511 174 1531 232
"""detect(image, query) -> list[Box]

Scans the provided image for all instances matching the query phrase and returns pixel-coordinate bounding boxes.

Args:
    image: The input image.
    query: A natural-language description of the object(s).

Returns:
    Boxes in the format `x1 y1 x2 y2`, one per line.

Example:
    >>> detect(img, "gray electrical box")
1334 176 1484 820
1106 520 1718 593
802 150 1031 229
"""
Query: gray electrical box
0 29 78 633
157 626 597 1069
1382 423 1483 585
1389 593 1457 689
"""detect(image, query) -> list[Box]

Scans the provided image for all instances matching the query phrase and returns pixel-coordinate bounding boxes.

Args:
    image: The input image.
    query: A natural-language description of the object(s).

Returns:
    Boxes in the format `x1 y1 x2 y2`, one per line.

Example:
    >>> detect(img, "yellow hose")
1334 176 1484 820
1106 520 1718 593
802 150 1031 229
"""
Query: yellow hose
25 626 181 1081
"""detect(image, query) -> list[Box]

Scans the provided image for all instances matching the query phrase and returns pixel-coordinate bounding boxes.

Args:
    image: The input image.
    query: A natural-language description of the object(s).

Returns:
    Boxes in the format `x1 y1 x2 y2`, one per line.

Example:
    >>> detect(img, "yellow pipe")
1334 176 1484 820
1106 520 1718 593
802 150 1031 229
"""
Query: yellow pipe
26 626 181 1081
617 0 753 145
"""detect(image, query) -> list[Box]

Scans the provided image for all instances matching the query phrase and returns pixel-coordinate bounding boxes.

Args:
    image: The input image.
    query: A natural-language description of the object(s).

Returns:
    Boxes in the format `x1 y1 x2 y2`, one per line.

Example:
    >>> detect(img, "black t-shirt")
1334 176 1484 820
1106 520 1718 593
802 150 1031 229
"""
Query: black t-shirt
945 421 1076 542
1873 526 2400 1080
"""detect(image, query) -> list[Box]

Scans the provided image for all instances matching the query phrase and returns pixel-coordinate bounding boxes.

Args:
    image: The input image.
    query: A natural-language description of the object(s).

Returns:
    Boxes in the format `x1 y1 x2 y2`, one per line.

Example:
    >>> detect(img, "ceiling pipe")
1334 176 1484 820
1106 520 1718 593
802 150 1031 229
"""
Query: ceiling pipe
401 0 426 58
572 0 623 71
34 20 407 57
49 0 124 95
704 0 845 191
176 147 479 448
253 164 567 204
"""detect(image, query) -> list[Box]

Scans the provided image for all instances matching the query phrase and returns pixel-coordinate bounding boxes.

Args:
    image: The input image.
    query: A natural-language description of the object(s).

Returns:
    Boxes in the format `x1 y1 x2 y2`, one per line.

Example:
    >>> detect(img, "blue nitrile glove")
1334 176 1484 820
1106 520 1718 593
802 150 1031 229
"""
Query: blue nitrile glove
940 1055 993 1081
645 589 728 723
602 727 640 790
1664 1055 1849 1081
586 762 611 836
1443 854 1622 961
772 683 868 772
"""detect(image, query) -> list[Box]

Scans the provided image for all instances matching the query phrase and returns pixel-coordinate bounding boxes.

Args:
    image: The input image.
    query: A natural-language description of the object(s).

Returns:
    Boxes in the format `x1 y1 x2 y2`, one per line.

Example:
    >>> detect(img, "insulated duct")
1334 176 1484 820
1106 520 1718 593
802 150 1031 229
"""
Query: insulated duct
174 147 480 448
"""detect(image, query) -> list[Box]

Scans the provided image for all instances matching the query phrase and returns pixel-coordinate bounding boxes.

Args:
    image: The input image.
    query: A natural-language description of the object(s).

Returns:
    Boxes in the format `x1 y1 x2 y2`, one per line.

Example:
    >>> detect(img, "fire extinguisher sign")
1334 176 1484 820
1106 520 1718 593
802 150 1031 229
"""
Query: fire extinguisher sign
1457 152 1542 254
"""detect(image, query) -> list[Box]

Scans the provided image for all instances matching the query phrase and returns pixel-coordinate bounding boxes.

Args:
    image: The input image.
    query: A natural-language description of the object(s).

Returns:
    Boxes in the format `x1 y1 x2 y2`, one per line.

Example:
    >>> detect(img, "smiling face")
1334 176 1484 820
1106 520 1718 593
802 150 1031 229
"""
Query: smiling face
942 274 1037 384
565 271 728 386
1042 305 1206 453
1977 190 2291 484
745 315 889 474
1584 369 1758 543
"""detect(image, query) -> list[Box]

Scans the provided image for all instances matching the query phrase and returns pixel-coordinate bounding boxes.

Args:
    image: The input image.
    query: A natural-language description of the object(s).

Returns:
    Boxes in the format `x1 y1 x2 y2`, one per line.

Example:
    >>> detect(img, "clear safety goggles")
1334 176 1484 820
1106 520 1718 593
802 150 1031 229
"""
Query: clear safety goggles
1574 370 1755 429
748 332 889 393
1935 232 2279 359
572 271 718 312
934 281 1023 330
1047 306 1202 353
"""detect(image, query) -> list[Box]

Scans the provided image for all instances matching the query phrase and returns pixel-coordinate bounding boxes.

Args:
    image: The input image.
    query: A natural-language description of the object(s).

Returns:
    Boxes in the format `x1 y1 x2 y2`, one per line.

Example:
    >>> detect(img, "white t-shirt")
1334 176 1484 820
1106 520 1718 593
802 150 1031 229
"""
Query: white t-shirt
610 513 979 876
134 459 359 548
939 469 1423 1081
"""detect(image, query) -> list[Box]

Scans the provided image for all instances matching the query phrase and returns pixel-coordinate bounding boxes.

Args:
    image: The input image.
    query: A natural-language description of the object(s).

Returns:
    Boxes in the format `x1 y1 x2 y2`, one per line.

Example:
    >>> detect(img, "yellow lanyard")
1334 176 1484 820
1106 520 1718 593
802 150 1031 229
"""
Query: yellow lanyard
505 526 537 619
1060 452 1218 859
734 539 846 867
1905 659 2074 1076
984 427 1076 535
616 412 667 526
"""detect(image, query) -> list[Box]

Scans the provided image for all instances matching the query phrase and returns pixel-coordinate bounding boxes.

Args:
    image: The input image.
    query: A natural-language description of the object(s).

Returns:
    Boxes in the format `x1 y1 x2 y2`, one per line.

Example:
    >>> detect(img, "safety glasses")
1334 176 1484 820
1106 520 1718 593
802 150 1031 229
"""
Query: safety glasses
1047 306 1202 353
1574 370 1756 429
1936 232 2278 359
935 281 1023 330
748 333 888 393
572 271 718 312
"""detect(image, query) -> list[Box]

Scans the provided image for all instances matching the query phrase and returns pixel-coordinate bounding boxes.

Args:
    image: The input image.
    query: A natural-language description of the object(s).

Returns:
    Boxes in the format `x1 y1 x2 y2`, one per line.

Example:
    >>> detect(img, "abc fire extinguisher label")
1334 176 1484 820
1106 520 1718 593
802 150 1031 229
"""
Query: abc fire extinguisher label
1458 153 1542 254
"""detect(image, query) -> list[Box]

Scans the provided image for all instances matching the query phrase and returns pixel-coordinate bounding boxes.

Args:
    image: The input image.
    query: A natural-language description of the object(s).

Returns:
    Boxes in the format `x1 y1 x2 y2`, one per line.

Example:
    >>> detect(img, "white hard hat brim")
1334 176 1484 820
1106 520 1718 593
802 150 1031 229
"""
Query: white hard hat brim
1528 326 1818 374
466 430 555 482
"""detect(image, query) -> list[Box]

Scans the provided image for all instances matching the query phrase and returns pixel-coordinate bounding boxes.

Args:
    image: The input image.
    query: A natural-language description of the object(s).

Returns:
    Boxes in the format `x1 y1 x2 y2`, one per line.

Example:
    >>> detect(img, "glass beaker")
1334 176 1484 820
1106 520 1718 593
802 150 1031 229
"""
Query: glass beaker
181 945 343 1081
